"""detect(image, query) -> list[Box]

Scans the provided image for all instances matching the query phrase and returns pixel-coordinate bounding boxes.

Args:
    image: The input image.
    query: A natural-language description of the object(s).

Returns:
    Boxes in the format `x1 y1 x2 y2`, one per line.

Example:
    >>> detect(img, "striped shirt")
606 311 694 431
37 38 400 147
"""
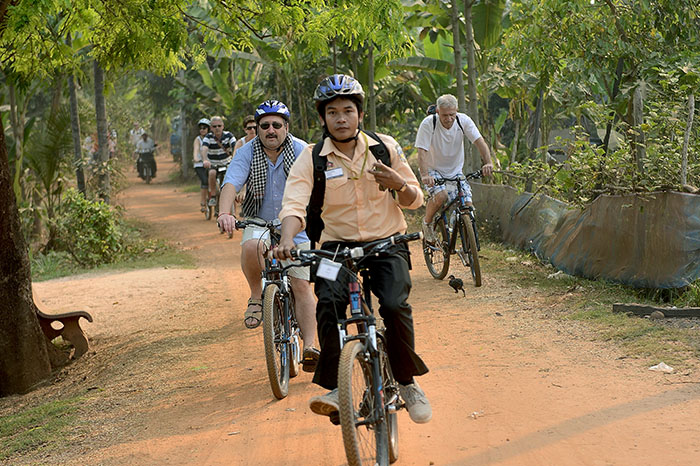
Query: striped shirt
202 131 235 161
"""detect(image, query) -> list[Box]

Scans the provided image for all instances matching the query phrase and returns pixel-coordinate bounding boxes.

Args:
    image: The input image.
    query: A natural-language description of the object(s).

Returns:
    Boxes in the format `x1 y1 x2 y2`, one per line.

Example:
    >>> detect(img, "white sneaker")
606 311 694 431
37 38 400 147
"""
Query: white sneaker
422 221 436 243
309 388 339 417
399 381 432 424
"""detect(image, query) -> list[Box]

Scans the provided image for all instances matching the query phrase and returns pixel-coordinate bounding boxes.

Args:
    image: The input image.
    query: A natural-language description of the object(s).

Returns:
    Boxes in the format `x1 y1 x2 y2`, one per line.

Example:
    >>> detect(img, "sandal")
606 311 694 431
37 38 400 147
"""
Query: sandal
302 347 320 373
244 298 263 329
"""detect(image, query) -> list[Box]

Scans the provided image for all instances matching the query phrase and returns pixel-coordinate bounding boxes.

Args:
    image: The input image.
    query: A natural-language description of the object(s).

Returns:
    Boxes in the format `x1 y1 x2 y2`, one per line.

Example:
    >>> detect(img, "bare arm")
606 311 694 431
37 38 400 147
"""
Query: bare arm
216 183 238 235
474 137 493 177
273 216 304 260
200 144 210 168
417 148 434 187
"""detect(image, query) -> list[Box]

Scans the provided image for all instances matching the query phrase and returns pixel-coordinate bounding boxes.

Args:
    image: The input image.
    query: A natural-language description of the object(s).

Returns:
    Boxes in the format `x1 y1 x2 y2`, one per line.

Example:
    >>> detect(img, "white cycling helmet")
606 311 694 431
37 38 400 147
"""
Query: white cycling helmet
198 118 211 127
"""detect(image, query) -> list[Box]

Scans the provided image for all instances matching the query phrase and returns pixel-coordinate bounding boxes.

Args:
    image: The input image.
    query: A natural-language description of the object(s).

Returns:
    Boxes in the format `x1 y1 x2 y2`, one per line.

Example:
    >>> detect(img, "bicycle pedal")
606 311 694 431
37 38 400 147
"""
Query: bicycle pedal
329 412 340 425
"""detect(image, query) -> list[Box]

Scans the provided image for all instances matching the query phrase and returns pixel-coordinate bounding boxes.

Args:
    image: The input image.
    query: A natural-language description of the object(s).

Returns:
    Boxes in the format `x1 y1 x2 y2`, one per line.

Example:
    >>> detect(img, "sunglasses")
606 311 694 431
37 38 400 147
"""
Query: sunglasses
199 126 209 130
259 121 284 130
211 124 223 128
245 126 257 131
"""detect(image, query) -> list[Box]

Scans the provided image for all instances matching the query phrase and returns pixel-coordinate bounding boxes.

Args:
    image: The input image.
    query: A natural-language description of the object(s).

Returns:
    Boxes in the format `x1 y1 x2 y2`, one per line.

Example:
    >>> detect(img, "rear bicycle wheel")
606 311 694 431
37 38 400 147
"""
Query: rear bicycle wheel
262 284 290 399
338 339 389 466
460 215 482 287
423 219 450 280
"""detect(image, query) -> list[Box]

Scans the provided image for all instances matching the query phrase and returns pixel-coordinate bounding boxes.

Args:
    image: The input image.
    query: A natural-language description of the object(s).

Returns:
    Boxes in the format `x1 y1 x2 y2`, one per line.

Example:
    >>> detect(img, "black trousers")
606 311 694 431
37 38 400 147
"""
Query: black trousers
312 240 429 390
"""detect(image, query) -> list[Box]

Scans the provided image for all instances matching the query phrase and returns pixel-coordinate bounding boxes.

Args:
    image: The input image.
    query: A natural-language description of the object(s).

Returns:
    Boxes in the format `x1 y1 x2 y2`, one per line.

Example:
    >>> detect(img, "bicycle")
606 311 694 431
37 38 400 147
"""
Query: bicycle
205 159 231 221
292 232 422 466
234 218 302 399
422 170 482 286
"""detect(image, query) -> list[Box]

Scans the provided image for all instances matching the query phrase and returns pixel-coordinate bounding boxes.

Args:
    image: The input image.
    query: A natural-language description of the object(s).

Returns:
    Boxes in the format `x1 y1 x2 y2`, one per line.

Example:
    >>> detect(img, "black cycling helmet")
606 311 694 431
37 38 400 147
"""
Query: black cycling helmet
255 100 290 123
313 74 365 115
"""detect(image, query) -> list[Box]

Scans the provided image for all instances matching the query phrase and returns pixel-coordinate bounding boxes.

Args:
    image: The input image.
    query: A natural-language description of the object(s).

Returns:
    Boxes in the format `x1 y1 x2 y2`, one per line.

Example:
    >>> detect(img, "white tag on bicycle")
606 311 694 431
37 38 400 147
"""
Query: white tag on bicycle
248 226 269 240
317 258 341 281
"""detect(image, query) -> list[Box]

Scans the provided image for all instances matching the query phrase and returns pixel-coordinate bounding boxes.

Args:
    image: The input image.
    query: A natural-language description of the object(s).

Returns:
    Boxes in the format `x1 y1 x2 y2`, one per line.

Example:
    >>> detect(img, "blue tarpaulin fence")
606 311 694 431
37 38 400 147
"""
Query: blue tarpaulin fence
471 183 700 289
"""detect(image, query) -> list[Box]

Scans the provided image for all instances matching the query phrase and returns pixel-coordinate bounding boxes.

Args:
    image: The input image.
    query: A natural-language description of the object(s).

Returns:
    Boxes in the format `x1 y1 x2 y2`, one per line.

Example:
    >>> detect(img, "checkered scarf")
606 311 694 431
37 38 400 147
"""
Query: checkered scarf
241 134 296 218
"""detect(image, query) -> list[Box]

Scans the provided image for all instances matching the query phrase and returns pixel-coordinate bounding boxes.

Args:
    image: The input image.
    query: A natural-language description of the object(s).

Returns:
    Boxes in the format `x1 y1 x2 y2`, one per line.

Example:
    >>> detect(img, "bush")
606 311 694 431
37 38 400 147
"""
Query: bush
54 189 124 266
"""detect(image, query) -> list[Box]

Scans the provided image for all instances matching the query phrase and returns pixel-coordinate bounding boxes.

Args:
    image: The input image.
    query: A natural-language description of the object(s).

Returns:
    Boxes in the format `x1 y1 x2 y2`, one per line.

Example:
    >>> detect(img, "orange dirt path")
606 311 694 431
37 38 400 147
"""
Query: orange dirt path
27 154 700 465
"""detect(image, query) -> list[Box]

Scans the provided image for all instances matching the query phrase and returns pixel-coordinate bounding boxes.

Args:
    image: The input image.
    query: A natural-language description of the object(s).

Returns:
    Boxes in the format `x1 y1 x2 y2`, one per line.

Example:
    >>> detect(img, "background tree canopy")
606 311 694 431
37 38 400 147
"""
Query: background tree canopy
1 0 700 395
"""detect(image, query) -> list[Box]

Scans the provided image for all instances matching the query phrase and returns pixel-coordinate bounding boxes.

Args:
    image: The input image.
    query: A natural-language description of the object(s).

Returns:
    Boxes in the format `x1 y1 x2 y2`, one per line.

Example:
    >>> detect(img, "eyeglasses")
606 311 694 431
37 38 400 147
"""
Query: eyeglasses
245 126 257 131
259 121 284 130
211 124 223 128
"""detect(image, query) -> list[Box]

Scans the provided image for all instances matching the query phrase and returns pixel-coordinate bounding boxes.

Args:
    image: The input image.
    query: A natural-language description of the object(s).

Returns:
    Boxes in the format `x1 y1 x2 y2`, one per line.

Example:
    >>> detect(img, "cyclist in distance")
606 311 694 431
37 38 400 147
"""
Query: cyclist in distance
233 115 257 155
200 116 236 208
217 100 319 368
273 74 432 424
230 115 257 217
415 94 493 243
193 118 211 213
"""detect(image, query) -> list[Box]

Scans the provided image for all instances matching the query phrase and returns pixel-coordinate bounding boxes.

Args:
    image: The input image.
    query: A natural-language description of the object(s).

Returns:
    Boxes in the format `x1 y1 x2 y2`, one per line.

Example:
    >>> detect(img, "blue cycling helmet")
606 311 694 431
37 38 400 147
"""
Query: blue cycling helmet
313 74 365 115
255 100 290 123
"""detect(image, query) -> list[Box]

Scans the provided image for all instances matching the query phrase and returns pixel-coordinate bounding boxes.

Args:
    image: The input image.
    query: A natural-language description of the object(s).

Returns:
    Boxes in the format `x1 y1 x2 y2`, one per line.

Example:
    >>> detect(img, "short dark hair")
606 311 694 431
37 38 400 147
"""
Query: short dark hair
243 115 255 126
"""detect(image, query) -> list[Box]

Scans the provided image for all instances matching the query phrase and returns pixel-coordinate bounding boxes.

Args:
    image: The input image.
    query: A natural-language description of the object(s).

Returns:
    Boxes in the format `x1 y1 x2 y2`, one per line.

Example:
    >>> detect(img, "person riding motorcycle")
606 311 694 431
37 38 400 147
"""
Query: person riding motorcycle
134 132 157 180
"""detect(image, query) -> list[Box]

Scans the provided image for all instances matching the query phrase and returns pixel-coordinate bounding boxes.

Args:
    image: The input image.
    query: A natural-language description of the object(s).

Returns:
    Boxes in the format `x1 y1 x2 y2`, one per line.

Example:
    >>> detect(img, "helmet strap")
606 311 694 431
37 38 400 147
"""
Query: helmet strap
322 125 360 144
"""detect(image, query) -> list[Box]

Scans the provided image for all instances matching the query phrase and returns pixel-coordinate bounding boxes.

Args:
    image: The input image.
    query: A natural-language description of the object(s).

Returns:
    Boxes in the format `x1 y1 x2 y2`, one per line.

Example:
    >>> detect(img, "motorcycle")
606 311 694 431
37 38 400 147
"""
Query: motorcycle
136 151 157 184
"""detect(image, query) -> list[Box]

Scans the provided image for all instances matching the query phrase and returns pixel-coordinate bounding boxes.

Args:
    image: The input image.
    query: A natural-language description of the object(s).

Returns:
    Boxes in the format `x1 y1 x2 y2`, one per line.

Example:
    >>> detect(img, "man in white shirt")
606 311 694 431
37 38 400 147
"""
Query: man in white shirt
414 94 493 241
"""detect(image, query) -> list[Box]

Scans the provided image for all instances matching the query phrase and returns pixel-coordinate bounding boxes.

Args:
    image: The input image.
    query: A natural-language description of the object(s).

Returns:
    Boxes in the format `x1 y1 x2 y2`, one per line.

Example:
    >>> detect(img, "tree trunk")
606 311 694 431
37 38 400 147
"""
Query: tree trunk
632 86 646 174
450 0 465 112
367 42 376 132
510 118 520 163
93 59 111 203
179 69 189 180
67 45 86 194
464 0 479 172
602 57 624 157
0 111 55 396
681 93 695 186
8 82 24 200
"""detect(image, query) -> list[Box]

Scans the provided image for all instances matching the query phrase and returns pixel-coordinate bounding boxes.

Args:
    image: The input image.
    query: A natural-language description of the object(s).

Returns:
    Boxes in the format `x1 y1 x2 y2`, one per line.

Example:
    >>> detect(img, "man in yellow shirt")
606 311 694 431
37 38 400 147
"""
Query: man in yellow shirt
274 75 432 424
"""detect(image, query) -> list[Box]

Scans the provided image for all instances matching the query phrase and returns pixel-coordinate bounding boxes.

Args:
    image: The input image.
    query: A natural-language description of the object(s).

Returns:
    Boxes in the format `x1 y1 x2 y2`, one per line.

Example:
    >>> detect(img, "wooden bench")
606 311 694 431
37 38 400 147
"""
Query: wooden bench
36 308 93 358
31 290 93 360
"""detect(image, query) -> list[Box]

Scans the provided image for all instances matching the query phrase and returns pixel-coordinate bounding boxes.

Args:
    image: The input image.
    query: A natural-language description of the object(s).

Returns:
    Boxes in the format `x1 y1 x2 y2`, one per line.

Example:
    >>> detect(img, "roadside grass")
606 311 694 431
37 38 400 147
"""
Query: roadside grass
180 182 201 193
483 241 700 369
0 396 84 461
31 218 195 282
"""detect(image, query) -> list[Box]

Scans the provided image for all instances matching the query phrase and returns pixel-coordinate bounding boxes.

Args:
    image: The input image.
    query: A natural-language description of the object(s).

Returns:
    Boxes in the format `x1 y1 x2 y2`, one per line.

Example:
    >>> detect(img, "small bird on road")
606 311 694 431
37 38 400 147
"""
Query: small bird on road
448 275 465 296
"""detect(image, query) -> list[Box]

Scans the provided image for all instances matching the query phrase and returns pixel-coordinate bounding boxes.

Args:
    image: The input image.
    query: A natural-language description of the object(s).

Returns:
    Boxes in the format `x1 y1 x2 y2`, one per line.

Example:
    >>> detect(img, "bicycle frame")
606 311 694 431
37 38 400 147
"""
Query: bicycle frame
433 172 481 256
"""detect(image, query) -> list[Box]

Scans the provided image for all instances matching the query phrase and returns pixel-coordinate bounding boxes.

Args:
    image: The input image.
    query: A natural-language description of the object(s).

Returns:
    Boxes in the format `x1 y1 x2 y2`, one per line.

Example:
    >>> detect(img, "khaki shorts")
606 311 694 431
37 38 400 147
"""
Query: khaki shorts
241 225 310 281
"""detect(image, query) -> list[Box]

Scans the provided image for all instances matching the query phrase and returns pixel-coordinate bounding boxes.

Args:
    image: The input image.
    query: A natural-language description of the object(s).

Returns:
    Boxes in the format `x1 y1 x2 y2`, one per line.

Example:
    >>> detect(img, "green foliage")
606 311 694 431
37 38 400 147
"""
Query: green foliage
0 396 81 461
54 188 123 266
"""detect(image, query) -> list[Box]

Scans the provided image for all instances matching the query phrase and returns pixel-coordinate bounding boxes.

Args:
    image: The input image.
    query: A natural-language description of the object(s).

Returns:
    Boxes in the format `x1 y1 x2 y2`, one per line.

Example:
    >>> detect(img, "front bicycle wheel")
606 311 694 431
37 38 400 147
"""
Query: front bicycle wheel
288 290 301 378
262 284 290 399
338 339 389 466
460 215 482 287
378 335 399 464
423 219 450 280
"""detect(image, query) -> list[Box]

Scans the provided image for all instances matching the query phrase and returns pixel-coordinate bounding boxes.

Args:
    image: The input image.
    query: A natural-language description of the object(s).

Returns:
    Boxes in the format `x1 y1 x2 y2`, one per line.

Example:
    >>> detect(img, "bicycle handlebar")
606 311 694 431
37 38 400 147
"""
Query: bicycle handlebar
434 170 482 185
291 232 422 263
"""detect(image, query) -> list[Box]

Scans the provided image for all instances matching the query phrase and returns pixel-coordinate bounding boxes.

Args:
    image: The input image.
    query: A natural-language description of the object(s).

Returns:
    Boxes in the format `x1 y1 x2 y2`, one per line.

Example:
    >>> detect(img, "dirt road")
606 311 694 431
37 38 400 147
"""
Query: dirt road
22 155 700 465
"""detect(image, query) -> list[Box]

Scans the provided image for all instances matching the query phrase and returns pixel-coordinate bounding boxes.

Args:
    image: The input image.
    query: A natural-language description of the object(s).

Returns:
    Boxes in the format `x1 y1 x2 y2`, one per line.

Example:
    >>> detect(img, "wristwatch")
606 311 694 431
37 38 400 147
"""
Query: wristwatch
397 180 408 193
